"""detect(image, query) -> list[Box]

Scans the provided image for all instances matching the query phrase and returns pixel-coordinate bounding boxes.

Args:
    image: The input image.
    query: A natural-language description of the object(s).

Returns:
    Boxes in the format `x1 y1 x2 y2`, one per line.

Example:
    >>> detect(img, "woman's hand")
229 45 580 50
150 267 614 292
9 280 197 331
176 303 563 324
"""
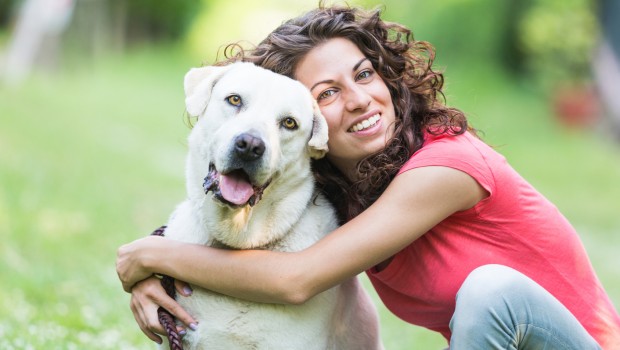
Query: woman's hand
130 276 198 344
117 236 169 292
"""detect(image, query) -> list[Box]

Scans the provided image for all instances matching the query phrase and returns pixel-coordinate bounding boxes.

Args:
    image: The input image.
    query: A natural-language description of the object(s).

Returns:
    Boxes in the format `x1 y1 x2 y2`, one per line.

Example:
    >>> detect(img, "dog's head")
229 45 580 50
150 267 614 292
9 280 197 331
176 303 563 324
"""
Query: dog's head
184 62 328 208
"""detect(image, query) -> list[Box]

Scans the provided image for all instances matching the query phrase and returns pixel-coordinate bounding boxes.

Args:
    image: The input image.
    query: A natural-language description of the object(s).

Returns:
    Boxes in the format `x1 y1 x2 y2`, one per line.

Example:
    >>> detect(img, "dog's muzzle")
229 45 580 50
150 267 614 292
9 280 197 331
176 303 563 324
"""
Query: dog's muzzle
203 164 270 208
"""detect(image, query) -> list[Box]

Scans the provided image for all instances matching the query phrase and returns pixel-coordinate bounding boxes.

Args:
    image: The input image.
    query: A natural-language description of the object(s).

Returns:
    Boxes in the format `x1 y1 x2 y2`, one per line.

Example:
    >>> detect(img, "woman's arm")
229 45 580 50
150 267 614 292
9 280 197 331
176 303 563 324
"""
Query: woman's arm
117 166 487 304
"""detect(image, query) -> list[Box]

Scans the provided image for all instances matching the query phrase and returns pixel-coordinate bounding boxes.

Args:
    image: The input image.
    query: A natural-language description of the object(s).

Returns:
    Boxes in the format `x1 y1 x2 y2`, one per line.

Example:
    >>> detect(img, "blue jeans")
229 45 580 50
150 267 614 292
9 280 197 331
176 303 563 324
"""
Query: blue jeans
449 264 601 349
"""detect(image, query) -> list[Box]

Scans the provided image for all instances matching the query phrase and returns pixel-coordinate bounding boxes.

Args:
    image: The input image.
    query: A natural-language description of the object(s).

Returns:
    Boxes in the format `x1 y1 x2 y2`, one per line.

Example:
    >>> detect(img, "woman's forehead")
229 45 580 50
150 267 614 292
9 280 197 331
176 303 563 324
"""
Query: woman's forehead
294 38 368 87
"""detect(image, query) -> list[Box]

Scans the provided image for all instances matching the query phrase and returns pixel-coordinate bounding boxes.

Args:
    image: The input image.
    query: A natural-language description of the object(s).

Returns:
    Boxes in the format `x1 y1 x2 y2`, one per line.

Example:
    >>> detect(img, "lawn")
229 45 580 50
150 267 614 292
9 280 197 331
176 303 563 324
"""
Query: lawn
1 45 618 349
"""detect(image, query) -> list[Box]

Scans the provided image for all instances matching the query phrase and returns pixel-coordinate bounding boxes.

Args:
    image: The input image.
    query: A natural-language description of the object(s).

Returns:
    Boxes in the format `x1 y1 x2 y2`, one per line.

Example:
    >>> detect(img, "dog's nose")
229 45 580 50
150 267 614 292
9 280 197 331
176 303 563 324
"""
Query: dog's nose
234 133 265 161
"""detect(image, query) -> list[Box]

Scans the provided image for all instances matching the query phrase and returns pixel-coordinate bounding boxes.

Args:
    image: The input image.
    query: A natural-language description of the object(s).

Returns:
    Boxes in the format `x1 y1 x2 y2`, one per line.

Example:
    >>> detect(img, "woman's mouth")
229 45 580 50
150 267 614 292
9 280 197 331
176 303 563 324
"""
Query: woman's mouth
348 114 381 133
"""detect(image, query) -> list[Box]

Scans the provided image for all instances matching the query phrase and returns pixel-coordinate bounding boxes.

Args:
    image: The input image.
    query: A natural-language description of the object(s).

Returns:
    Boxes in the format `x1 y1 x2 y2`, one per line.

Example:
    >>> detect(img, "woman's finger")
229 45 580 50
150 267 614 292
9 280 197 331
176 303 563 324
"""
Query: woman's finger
174 279 193 297
153 289 199 330
130 295 163 344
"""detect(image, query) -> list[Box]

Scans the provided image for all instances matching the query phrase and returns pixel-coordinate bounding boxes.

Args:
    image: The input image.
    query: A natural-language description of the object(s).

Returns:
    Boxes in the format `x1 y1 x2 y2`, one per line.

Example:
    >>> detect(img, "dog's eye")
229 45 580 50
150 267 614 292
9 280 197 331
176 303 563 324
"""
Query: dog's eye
226 95 242 106
281 117 298 130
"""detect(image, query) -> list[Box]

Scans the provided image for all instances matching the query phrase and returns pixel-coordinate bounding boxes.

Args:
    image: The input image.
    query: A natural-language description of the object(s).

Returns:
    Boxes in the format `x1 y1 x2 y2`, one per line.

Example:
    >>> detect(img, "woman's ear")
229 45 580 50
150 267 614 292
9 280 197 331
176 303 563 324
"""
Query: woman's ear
184 64 233 117
307 100 329 159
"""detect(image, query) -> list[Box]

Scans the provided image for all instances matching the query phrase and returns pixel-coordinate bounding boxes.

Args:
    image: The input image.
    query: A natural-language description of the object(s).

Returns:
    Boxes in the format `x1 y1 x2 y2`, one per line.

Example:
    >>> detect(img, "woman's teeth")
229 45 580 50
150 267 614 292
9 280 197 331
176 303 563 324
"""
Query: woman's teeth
349 114 380 132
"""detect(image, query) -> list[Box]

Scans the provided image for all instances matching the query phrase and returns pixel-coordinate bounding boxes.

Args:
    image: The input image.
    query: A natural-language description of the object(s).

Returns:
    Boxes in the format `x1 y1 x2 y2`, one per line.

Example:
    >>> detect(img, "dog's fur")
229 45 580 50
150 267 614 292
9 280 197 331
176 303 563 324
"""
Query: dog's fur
160 62 383 350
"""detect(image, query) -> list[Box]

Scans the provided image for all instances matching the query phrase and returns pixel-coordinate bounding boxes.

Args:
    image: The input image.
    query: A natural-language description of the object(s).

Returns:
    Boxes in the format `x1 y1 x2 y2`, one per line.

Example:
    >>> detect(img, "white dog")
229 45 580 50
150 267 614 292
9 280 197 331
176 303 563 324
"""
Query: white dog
159 62 383 350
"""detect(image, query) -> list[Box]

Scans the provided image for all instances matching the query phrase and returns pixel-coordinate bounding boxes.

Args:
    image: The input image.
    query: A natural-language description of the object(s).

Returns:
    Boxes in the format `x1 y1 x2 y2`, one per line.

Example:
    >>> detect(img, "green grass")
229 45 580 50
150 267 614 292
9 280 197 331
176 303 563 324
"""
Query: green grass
0 45 618 349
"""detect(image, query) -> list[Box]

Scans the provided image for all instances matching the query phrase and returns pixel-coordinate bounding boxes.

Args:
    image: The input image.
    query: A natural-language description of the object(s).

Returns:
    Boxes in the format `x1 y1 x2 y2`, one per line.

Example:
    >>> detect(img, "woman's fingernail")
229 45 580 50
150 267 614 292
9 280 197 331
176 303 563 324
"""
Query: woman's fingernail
183 286 193 296
179 329 187 336
189 322 198 331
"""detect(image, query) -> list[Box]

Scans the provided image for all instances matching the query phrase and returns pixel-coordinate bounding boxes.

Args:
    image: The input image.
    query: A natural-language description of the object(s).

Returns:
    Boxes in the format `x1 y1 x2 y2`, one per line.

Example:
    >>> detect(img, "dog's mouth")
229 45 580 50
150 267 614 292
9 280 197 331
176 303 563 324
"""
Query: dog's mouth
203 164 270 208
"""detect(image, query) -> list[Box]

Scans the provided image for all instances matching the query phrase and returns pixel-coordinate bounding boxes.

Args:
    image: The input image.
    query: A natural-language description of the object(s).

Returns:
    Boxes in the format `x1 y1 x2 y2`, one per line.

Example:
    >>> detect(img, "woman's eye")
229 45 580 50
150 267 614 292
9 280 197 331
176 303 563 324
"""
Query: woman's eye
226 95 242 106
356 70 373 81
281 117 298 130
317 89 336 101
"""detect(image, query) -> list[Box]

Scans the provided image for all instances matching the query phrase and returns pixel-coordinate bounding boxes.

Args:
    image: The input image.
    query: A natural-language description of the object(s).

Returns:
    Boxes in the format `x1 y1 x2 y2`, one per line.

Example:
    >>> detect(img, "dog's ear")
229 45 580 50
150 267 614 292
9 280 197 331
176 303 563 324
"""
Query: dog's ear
184 65 233 117
307 100 329 159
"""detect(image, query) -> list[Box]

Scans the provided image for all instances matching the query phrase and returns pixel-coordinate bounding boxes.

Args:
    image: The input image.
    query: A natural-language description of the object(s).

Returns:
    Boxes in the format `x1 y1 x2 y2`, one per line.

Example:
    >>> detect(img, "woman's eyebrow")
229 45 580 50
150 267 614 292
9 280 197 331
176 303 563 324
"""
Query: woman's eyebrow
310 79 334 92
309 58 369 92
353 58 369 71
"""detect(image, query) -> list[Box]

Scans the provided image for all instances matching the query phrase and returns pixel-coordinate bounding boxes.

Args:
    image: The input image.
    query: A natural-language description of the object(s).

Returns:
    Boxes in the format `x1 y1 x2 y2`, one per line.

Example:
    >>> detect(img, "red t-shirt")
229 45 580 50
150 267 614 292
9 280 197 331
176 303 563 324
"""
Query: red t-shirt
366 131 620 348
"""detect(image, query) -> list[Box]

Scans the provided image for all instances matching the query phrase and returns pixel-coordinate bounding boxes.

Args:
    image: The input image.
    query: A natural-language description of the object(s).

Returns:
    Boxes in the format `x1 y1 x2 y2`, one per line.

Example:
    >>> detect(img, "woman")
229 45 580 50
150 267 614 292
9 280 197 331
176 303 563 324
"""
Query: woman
116 4 620 349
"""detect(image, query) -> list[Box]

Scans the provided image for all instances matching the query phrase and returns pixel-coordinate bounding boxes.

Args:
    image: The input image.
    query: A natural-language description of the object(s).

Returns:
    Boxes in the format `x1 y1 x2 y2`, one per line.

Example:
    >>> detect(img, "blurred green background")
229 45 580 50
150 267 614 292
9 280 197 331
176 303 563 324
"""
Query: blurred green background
1 0 619 349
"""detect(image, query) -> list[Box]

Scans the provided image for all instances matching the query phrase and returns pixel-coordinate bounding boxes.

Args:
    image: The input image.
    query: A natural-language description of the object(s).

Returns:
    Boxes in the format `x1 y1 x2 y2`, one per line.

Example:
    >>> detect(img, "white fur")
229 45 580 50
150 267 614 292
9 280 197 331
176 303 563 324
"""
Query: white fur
160 62 383 350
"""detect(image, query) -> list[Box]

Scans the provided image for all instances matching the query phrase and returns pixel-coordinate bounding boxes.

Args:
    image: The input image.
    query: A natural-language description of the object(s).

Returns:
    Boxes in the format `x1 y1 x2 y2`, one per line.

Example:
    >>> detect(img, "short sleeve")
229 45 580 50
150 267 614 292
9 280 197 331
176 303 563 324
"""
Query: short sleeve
398 132 497 197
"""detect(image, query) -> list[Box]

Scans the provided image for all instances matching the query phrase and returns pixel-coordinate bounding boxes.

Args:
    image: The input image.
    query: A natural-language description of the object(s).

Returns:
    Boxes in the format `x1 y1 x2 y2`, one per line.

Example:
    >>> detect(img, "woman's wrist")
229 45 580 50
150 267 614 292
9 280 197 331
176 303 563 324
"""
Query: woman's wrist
142 226 168 273
139 236 169 275
146 237 187 277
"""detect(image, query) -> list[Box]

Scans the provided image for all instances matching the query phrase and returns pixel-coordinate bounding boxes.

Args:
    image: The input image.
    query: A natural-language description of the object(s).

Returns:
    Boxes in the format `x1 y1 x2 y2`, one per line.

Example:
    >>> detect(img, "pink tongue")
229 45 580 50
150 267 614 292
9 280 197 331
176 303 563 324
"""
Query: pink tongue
219 174 254 205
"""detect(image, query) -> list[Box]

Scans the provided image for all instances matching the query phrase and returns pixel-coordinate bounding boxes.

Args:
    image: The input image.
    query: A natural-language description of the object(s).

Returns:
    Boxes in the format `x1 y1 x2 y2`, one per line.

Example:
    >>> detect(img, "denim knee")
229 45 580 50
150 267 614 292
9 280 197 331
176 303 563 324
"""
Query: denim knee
457 264 523 303
451 264 523 332
449 264 602 350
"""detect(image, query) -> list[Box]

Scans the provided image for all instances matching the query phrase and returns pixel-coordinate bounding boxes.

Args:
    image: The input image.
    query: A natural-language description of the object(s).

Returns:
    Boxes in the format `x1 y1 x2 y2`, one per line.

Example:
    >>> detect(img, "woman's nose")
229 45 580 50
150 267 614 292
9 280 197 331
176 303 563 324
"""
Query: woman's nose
344 85 371 111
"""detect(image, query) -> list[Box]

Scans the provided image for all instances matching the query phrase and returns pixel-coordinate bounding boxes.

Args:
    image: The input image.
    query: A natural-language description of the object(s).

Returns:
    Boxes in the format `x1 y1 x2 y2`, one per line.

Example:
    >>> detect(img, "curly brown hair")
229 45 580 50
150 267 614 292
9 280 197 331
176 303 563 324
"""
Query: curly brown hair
222 2 471 222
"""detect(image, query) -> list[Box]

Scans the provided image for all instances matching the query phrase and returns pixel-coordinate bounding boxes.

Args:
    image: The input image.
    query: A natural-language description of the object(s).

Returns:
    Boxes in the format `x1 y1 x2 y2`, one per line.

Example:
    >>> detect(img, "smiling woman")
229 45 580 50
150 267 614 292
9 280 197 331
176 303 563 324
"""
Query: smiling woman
295 39 397 178
117 3 620 349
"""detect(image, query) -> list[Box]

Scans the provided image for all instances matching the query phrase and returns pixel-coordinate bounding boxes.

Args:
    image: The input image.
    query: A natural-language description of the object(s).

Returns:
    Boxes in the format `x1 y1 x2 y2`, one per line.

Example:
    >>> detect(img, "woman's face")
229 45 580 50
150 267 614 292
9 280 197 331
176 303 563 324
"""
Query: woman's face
294 38 396 176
